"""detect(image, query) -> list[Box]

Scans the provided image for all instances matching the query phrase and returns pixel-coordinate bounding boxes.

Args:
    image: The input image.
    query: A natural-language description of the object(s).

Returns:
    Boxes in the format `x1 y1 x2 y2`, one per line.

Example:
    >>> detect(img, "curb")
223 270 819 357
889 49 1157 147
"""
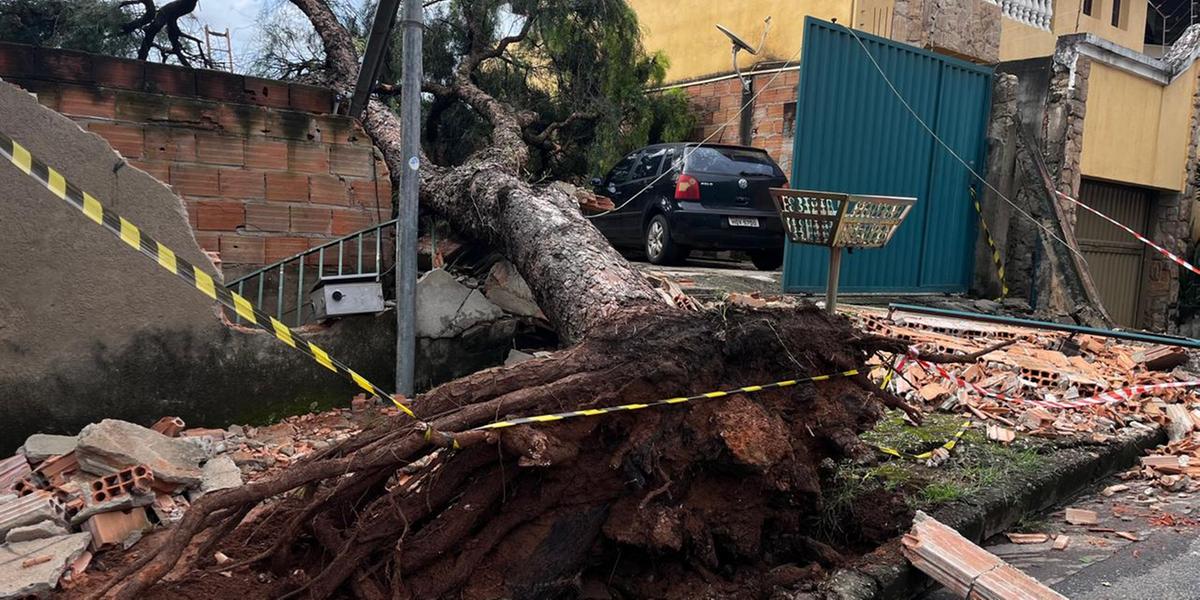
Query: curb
821 425 1166 600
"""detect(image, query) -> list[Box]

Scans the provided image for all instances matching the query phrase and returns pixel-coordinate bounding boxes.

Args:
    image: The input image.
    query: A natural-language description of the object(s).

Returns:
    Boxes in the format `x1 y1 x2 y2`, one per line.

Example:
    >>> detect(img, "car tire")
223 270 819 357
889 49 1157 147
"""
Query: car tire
749 249 783 271
644 214 682 265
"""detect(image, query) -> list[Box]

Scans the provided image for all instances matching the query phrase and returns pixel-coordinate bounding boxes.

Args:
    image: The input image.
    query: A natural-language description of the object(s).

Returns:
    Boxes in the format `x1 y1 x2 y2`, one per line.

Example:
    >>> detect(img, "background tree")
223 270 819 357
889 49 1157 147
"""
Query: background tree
0 0 138 56
91 2 928 598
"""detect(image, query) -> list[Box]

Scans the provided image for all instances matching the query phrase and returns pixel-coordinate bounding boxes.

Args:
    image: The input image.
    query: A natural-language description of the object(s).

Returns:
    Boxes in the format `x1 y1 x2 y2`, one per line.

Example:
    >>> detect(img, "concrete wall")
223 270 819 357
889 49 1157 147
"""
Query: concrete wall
0 79 395 452
0 43 391 276
1080 61 1197 191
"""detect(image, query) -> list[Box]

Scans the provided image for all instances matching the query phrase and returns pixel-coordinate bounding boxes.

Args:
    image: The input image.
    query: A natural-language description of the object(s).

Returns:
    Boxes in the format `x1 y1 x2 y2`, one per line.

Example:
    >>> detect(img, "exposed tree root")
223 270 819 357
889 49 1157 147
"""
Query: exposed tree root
90 305 960 599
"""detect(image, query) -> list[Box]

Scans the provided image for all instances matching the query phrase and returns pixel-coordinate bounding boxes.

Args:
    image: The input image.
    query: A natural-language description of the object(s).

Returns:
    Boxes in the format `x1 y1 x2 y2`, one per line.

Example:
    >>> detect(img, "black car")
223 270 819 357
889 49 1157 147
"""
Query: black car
590 143 788 270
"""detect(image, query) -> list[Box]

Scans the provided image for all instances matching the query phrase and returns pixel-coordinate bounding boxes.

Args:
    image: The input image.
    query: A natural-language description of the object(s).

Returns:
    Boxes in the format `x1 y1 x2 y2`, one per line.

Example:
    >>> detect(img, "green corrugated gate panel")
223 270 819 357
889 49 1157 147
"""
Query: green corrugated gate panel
782 18 993 294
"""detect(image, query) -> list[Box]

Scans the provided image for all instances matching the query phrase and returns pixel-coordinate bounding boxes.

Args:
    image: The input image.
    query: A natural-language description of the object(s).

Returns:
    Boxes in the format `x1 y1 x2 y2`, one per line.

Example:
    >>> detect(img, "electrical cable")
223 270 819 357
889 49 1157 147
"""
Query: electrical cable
586 44 806 219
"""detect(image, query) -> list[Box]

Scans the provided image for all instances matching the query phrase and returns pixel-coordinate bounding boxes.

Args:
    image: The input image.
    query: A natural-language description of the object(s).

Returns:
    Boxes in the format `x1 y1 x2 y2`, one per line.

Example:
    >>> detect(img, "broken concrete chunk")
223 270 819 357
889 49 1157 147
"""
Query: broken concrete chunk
76 419 205 487
505 349 535 366
415 269 505 339
20 435 78 464
0 532 91 598
483 260 544 319
0 492 67 540
199 456 243 495
4 519 69 543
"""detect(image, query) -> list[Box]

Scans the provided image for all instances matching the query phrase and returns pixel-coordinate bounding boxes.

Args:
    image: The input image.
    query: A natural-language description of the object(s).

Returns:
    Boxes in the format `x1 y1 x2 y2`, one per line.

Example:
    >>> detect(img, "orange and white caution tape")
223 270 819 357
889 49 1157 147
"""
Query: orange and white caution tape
1056 190 1200 276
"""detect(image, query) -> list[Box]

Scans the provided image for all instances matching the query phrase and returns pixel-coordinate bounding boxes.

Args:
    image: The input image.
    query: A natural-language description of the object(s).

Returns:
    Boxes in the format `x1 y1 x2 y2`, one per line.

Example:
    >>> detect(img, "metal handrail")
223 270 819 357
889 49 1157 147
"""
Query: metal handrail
225 218 397 326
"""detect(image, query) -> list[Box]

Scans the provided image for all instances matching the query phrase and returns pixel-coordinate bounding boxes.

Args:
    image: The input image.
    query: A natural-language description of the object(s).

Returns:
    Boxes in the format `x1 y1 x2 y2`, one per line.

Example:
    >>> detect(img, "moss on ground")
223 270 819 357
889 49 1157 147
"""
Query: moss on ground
814 410 1054 544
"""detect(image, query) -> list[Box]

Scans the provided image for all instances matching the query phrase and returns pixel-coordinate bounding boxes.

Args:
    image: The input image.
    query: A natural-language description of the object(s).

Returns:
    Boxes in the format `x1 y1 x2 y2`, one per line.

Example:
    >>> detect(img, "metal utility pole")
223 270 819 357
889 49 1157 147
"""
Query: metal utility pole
395 0 423 397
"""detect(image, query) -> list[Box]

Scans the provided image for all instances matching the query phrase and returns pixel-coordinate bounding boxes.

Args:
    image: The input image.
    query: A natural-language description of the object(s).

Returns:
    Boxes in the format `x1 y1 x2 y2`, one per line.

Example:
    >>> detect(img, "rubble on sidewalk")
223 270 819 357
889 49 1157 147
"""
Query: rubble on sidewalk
0 405 371 597
903 511 1067 599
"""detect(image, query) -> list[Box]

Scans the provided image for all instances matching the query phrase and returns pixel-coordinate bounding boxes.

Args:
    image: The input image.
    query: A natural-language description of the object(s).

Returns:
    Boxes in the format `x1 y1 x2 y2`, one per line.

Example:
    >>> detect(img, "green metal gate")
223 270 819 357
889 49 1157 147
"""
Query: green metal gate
782 18 993 293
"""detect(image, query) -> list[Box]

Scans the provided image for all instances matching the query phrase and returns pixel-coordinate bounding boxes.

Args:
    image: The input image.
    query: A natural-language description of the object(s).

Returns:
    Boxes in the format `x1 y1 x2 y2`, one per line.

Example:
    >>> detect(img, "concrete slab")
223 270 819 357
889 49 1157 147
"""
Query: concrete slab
0 532 91 598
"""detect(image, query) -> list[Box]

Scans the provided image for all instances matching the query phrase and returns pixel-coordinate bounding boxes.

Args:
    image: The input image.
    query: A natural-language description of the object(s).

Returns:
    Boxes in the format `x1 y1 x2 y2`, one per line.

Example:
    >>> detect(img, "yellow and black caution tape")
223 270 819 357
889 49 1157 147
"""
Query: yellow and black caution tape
970 187 1008 299
0 130 415 419
874 420 972 461
474 369 863 430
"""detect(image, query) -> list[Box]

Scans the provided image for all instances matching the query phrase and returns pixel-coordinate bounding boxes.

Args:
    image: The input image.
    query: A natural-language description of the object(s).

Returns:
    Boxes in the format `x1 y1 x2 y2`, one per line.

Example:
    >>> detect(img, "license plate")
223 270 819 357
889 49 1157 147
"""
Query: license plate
728 217 759 227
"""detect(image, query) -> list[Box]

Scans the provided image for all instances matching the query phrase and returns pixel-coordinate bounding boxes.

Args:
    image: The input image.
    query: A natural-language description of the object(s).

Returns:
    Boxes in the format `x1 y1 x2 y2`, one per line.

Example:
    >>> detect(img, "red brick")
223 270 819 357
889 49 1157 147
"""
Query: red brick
193 231 220 252
169 164 220 196
329 145 374 178
290 205 331 234
331 209 374 235
219 169 265 199
219 235 265 264
265 172 309 202
196 201 245 231
245 203 290 233
245 138 288 170
41 49 93 83
144 128 196 161
92 56 144 90
288 84 333 113
88 122 144 158
243 77 290 109
196 70 245 102
168 98 220 128
217 103 270 136
288 142 328 174
309 174 349 206
265 237 310 262
129 160 170 184
196 133 245 166
145 62 195 96
347 178 378 207
376 177 393 205
59 86 116 119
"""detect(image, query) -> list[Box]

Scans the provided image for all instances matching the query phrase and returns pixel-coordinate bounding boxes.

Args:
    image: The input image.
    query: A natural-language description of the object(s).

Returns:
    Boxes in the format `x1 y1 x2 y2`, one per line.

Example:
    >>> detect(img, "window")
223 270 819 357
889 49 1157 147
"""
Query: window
782 102 797 137
683 147 784 177
633 148 667 180
606 152 638 184
1082 0 1092 16
1111 0 1122 27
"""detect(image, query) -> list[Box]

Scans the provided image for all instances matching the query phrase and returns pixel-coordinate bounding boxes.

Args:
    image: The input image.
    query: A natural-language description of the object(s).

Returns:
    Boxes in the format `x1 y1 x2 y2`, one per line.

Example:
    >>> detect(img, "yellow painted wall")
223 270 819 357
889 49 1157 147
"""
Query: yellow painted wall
626 0 851 83
1080 62 1197 191
1001 0 1147 61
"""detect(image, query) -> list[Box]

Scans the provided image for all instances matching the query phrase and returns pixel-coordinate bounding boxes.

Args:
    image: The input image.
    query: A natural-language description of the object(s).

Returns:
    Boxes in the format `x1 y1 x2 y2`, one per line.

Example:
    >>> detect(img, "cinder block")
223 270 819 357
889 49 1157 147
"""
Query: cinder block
82 507 151 549
195 70 245 103
114 90 170 122
290 205 331 234
219 235 266 264
331 209 374 235
245 203 291 233
144 62 196 96
92 56 144 90
310 174 349 206
150 417 185 437
265 237 309 263
243 77 290 109
196 133 245 166
170 164 220 196
330 145 374 178
219 169 266 199
289 141 329 174
58 85 116 119
196 201 245 231
265 172 309 202
87 122 144 159
144 127 197 161
245 137 288 170
288 83 333 113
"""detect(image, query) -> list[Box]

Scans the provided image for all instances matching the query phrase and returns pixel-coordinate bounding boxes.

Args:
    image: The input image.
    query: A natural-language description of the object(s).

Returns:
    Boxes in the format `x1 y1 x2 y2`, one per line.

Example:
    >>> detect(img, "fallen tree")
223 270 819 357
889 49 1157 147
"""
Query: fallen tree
89 2 938 598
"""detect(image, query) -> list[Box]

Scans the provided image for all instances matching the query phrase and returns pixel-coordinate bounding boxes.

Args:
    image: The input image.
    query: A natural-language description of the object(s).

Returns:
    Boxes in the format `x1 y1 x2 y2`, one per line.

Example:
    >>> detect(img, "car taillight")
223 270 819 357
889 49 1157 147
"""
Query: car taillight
674 174 700 201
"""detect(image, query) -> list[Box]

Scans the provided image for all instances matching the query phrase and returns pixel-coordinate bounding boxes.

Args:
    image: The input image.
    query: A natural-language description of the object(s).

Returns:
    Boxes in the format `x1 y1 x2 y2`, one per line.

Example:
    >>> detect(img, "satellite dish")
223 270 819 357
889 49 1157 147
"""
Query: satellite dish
717 24 758 55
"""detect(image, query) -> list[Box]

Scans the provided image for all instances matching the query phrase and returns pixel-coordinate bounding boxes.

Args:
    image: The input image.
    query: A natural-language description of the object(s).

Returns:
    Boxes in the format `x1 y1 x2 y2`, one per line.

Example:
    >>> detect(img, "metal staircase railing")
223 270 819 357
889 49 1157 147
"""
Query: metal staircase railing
225 219 397 326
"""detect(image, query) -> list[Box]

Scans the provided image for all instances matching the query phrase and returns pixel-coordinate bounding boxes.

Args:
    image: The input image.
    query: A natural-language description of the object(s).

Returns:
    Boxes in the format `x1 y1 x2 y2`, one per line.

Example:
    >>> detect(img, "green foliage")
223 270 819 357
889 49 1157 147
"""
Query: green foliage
248 0 370 81
412 0 695 179
0 0 138 56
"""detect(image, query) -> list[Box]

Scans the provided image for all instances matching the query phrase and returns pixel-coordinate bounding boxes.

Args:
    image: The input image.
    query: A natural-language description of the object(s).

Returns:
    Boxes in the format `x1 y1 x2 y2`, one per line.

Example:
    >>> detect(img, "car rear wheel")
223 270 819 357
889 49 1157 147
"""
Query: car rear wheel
644 214 682 265
749 249 783 271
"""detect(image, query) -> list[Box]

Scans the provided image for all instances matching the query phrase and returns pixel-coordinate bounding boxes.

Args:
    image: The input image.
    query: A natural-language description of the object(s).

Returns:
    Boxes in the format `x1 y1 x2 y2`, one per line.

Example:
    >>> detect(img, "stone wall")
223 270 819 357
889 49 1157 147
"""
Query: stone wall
891 0 1001 63
0 43 391 274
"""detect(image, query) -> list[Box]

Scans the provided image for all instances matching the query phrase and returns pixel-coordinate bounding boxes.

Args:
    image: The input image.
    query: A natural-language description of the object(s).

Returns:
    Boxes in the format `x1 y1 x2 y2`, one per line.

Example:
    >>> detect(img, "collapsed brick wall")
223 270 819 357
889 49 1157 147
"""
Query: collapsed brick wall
0 42 391 274
676 69 800 177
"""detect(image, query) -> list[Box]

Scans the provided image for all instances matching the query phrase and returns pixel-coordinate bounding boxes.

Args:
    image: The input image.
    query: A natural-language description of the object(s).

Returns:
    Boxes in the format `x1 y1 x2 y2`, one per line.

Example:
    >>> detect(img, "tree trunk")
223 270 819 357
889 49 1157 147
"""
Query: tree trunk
89 4 932 599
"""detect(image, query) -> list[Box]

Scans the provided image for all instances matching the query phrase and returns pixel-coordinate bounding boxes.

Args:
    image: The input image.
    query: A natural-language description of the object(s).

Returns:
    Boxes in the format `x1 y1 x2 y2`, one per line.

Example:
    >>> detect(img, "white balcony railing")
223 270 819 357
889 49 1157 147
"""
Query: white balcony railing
996 0 1053 30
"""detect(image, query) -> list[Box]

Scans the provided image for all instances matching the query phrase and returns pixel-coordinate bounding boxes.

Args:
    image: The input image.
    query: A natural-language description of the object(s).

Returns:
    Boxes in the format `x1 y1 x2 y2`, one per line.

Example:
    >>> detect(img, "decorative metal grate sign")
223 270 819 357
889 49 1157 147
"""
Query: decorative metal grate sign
770 188 915 313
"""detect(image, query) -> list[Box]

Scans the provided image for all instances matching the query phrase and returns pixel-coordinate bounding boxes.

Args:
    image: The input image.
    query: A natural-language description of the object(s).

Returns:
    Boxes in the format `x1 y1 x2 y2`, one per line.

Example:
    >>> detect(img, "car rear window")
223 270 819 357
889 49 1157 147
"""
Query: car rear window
683 147 783 177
